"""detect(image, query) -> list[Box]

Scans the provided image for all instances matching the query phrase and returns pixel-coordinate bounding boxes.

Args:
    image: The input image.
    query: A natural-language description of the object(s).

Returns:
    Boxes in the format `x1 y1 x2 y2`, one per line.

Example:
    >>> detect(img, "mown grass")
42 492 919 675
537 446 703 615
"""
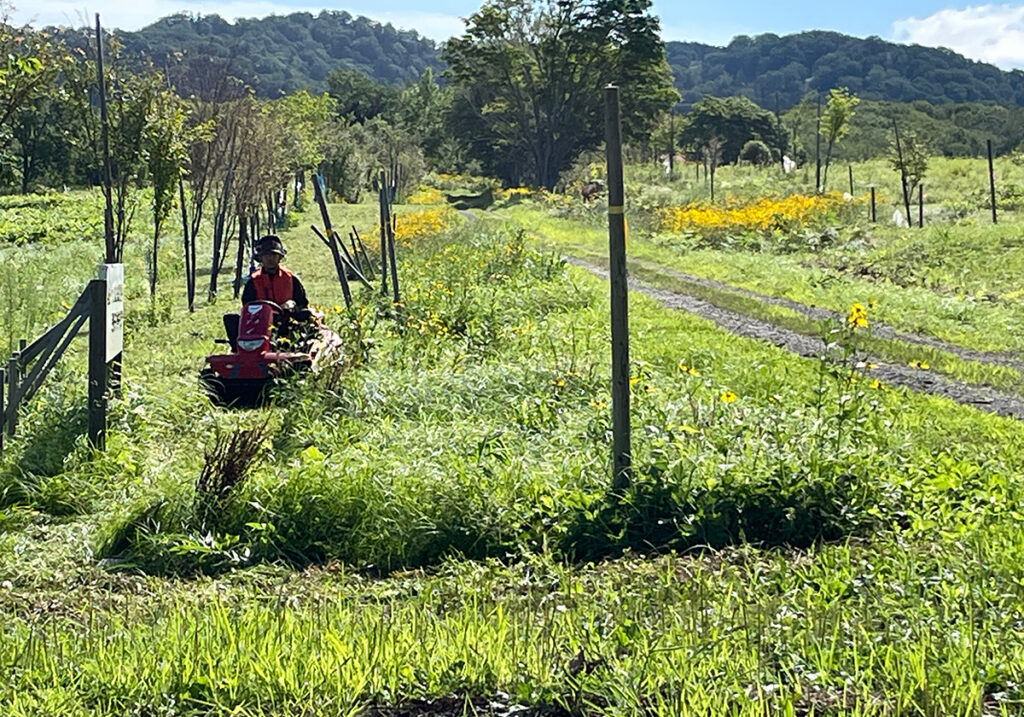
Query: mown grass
559 157 1024 357
3 184 1024 714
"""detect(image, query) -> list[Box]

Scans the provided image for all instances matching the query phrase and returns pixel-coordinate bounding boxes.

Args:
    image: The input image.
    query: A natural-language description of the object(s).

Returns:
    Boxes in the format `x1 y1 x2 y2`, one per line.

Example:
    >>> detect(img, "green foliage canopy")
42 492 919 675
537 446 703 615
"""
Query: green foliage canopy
666 31 1024 111
678 95 784 166
443 0 678 189
819 87 858 188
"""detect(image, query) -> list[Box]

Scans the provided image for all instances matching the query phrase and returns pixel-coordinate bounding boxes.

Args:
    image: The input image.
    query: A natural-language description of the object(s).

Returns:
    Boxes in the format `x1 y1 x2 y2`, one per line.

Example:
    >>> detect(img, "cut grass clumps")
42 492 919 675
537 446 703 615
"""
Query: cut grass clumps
88 219 971 578
563 462 884 563
564 387 904 561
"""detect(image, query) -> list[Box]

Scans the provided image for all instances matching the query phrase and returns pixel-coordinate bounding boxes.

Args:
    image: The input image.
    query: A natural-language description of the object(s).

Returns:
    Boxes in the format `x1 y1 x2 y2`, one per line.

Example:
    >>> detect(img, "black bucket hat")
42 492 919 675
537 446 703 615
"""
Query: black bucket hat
255 235 286 257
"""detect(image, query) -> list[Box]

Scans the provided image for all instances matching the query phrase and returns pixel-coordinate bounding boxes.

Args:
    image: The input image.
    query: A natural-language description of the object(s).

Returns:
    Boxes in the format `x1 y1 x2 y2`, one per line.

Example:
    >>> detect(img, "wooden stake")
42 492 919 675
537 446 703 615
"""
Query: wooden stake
378 171 389 297
384 181 400 304
870 186 876 222
605 85 631 491
95 15 115 263
918 184 924 228
311 174 353 308
988 139 998 224
351 225 374 278
815 95 821 193
892 119 912 227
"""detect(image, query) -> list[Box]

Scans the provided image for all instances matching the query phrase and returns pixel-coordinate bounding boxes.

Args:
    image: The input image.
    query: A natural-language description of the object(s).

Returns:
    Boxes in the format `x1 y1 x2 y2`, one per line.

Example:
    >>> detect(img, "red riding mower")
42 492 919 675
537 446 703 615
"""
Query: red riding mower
200 300 338 407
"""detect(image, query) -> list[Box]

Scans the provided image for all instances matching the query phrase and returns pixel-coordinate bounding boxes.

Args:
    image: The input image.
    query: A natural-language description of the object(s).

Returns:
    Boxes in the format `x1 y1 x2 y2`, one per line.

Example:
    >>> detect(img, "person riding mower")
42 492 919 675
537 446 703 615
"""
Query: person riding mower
200 235 337 407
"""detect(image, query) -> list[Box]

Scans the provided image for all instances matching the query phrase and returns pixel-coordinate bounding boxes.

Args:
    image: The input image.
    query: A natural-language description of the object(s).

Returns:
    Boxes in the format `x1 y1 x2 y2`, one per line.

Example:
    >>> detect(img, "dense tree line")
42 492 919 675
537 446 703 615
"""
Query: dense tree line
7 3 1024 211
51 14 1024 113
52 11 444 98
668 31 1024 111
783 99 1024 163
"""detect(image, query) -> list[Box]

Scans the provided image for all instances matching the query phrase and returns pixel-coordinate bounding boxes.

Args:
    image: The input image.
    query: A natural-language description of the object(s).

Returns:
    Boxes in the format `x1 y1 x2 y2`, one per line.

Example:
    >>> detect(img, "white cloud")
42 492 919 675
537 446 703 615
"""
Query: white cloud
892 4 1024 69
369 11 465 40
7 0 463 41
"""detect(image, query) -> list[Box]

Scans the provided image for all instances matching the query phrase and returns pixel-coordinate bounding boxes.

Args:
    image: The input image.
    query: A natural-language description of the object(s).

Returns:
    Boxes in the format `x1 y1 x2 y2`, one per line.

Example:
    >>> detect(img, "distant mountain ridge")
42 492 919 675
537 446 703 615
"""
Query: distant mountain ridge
111 11 444 97
104 13 1024 110
667 31 1024 110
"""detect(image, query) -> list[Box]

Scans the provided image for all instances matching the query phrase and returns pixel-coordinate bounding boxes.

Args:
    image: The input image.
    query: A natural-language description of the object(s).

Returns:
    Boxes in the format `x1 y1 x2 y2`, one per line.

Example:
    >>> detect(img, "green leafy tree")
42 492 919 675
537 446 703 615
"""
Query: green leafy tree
679 96 784 167
819 87 858 189
144 89 190 296
889 125 929 224
0 23 68 132
267 90 334 204
326 67 399 123
739 139 772 166
63 41 163 261
443 0 678 189
396 68 456 169
0 19 71 188
10 94 77 192
320 118 374 202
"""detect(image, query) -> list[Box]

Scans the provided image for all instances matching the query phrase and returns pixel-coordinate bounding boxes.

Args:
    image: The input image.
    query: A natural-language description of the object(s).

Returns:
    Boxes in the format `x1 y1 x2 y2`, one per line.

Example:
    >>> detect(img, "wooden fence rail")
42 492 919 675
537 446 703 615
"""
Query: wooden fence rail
0 266 121 455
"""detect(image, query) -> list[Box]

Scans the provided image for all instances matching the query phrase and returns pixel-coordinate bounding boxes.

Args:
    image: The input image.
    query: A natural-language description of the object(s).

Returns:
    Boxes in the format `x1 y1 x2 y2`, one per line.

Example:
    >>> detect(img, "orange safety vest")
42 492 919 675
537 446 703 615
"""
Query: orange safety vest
249 266 294 304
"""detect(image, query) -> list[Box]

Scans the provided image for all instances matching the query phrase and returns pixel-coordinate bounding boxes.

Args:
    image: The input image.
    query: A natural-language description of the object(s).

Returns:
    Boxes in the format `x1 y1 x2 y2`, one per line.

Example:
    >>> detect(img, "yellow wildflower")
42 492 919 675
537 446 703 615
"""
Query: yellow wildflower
659 192 854 235
677 361 700 376
909 360 930 370
847 302 868 329
720 390 738 403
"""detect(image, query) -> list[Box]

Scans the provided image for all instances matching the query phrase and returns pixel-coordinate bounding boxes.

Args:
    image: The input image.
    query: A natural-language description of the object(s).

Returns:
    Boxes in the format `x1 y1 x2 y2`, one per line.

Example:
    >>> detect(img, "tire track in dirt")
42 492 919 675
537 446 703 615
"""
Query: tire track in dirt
626 257 1024 372
566 256 1024 420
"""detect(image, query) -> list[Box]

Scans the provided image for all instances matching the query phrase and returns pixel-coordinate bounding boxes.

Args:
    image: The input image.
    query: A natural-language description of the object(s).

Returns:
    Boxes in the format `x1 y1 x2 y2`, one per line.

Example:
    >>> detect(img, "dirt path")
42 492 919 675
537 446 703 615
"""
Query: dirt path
626 256 1024 372
566 257 1024 420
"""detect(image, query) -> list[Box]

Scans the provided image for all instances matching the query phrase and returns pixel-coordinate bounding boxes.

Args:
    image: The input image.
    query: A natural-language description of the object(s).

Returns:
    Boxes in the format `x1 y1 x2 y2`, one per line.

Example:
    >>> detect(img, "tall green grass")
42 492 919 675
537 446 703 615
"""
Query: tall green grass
5 187 1024 714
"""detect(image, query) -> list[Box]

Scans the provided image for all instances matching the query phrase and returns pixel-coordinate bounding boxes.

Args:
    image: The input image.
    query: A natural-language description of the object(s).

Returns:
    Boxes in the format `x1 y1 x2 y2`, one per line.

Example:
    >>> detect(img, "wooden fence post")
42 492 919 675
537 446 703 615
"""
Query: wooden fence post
88 279 107 450
870 186 876 222
6 354 19 436
0 367 4 454
605 85 631 491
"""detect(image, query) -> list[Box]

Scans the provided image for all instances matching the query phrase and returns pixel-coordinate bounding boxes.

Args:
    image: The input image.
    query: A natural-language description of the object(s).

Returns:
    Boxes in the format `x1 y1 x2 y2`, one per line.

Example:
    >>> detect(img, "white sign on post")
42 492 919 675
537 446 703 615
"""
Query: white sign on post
99 263 123 362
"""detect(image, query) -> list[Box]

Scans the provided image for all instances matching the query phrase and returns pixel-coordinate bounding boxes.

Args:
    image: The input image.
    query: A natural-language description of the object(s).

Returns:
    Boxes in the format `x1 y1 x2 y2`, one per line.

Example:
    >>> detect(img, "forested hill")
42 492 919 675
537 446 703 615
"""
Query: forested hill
93 12 1024 109
111 11 444 97
667 32 1024 110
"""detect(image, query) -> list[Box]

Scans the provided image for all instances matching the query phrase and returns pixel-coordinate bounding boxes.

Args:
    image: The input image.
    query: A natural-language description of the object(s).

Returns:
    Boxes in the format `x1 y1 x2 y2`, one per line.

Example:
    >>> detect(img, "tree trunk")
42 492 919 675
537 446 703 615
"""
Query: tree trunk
822 139 835 190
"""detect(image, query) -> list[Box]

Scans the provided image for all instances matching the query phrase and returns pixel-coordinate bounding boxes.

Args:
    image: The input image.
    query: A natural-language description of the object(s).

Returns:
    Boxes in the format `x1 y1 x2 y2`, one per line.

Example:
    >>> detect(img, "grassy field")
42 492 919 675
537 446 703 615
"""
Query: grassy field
3 170 1024 714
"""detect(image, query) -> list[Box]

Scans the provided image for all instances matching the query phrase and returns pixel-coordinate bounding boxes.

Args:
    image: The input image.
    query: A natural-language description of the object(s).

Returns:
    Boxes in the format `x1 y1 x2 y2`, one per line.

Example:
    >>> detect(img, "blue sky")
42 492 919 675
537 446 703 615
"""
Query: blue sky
9 0 1024 69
